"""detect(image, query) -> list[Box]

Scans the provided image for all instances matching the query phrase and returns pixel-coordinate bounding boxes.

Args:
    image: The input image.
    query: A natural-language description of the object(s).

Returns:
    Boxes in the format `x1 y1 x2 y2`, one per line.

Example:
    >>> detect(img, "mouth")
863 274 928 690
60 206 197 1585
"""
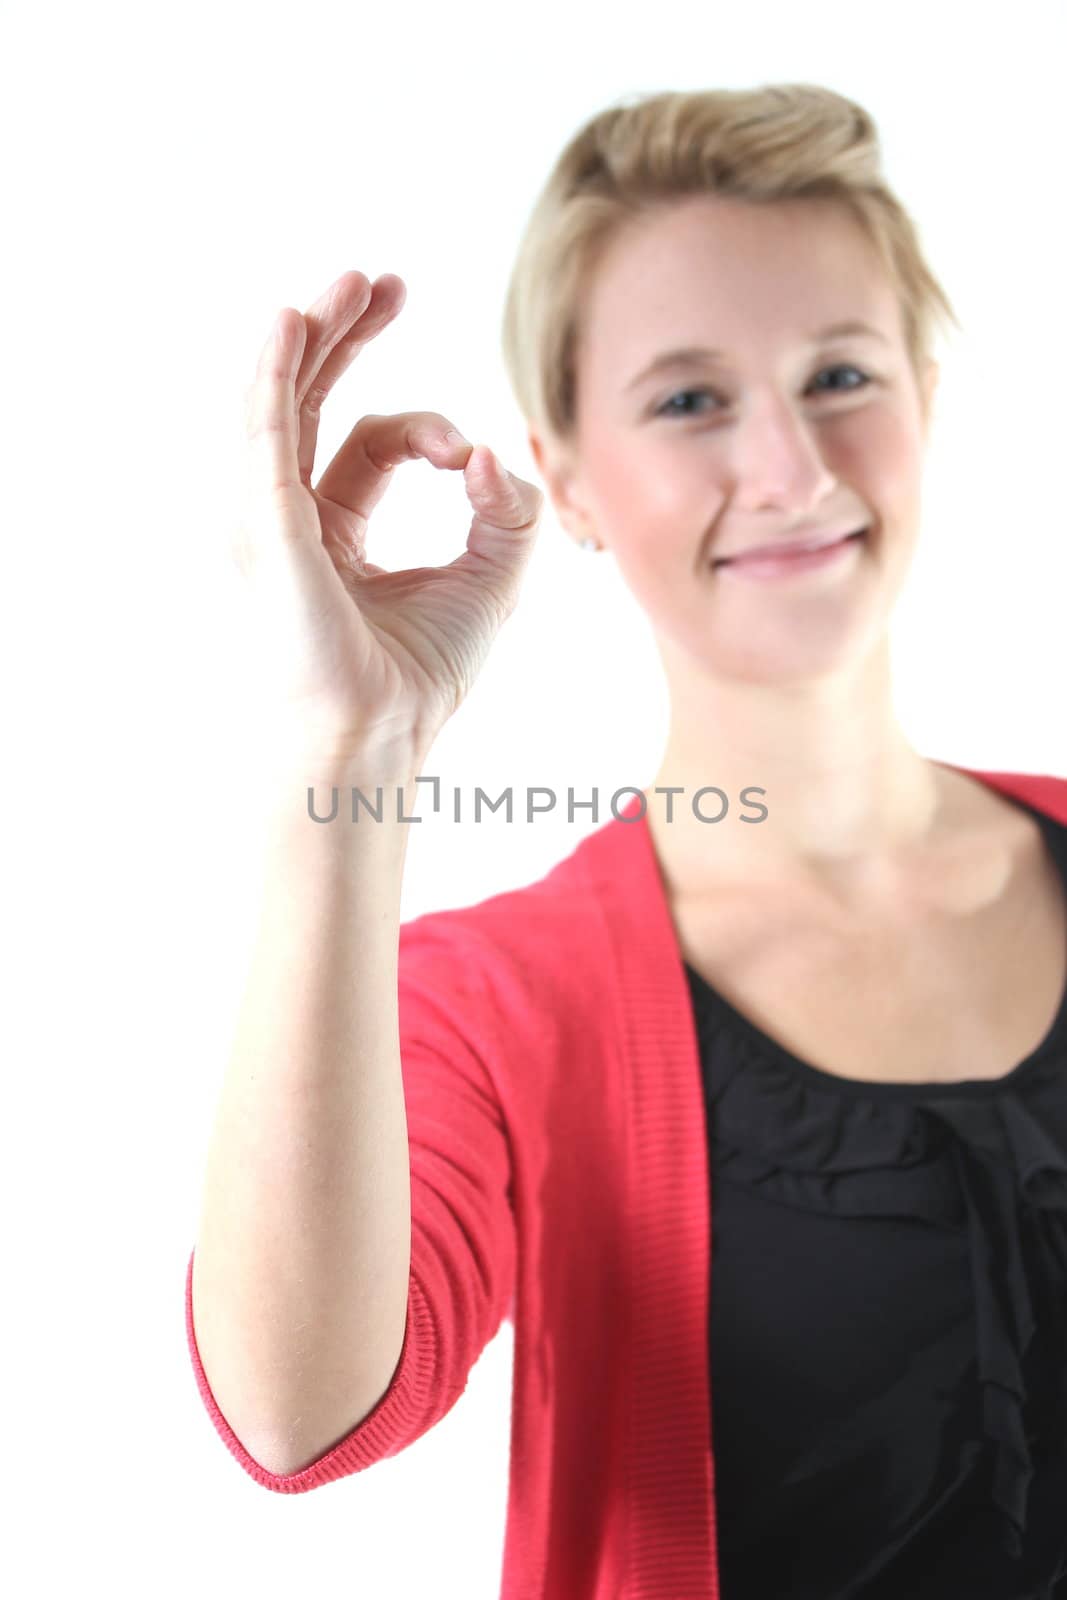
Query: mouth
712 526 870 577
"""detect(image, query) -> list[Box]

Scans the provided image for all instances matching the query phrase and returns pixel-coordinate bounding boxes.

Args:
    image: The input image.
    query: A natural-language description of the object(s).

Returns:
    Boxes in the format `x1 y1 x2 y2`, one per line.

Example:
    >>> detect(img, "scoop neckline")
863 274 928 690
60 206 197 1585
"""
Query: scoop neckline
683 794 1067 1101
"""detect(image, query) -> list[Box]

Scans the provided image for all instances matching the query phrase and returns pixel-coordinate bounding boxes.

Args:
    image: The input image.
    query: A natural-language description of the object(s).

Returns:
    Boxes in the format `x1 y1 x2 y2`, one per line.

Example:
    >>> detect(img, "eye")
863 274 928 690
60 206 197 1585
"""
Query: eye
654 364 872 419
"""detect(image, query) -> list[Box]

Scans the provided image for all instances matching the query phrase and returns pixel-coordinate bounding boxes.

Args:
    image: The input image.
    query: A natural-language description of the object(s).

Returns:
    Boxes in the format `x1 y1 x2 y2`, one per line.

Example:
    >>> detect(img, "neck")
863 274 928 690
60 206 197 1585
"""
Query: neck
644 642 951 900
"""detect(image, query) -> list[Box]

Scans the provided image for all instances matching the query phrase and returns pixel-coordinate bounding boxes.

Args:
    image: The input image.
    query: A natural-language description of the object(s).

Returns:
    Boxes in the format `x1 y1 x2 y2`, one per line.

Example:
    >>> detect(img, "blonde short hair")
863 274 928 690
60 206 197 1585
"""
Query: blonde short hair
500 84 961 448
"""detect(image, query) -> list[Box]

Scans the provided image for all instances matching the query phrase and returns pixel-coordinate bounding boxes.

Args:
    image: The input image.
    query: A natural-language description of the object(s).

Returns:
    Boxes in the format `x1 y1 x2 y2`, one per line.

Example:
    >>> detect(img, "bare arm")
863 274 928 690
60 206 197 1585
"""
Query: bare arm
191 756 419 1477
192 268 541 1479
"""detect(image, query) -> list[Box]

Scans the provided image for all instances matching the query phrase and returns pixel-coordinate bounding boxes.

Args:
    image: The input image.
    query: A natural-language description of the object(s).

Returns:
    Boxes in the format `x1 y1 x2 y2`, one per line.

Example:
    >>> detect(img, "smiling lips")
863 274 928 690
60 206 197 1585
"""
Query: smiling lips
714 527 869 578
714 526 870 566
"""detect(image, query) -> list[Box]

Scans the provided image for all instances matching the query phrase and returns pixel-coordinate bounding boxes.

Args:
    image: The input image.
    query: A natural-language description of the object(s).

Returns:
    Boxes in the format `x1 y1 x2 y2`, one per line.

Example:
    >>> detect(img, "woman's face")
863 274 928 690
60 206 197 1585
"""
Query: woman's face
530 195 939 687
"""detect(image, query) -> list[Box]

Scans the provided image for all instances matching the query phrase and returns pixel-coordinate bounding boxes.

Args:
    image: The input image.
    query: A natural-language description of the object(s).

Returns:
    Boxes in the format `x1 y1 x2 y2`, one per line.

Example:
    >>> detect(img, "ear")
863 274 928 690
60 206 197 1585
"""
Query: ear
527 424 597 548
920 358 940 440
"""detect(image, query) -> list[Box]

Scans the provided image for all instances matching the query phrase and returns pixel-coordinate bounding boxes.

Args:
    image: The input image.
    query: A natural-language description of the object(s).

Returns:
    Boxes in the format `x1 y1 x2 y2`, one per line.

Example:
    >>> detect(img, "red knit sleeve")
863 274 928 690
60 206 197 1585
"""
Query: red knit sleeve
184 908 517 1492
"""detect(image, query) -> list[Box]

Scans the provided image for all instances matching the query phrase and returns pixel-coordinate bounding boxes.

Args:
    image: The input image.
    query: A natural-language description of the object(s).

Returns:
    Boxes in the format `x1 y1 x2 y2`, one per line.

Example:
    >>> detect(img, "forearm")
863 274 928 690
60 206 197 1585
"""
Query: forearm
191 755 421 1475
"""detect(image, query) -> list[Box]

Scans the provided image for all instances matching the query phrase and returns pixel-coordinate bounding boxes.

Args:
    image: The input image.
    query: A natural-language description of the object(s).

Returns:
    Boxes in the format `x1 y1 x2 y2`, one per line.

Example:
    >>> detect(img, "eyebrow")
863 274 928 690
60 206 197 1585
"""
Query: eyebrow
625 320 891 392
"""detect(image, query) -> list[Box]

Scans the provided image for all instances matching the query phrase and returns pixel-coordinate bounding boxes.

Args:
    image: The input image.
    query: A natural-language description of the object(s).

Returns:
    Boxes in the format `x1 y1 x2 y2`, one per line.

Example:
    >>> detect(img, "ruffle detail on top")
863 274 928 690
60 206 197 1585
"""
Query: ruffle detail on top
692 987 1067 1569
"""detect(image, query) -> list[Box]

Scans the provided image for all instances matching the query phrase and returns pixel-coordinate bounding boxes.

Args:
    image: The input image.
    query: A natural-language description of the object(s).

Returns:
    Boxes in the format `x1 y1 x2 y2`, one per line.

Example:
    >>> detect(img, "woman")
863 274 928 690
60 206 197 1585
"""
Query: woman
187 84 1067 1598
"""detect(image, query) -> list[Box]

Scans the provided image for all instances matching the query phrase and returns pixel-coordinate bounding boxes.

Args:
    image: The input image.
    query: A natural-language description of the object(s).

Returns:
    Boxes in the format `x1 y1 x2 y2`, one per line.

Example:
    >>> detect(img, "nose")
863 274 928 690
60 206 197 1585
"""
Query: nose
726 396 839 510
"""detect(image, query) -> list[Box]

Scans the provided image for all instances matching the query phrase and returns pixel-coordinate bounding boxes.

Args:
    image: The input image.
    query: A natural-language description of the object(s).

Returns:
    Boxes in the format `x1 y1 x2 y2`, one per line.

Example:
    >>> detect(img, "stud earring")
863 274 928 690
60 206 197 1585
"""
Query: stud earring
579 537 600 552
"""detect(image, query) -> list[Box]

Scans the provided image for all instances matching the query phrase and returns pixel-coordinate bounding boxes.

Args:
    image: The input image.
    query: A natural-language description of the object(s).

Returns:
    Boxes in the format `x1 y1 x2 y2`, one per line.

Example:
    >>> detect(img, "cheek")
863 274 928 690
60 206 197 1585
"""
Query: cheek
585 435 721 535
846 415 924 497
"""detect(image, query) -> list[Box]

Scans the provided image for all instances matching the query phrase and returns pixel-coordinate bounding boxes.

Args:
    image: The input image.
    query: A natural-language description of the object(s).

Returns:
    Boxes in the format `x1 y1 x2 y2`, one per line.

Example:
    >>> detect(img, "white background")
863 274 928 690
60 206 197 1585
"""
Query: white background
3 0 1065 1594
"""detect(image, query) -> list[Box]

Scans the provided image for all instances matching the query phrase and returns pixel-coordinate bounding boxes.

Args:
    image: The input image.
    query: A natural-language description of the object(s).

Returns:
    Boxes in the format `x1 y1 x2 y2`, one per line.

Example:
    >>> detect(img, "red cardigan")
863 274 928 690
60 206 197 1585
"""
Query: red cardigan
185 761 1067 1599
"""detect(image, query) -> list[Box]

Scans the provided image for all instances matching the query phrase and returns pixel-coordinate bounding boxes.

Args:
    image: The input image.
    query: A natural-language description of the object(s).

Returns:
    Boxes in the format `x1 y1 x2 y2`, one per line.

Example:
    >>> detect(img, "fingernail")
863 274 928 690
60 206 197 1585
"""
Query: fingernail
445 428 471 447
466 443 498 475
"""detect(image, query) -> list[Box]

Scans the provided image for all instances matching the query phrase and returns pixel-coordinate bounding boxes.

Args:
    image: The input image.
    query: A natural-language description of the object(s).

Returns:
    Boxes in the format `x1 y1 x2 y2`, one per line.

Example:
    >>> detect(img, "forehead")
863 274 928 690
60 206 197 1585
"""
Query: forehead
578 195 898 367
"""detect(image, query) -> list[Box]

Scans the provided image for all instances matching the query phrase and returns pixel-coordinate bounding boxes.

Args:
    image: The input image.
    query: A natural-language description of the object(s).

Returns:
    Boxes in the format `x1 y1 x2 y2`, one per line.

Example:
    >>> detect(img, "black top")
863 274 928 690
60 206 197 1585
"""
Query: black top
685 795 1067 1599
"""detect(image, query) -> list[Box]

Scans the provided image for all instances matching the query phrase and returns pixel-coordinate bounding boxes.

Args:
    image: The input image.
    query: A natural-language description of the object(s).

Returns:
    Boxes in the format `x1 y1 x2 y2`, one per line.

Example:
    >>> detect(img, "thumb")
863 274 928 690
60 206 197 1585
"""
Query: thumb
462 444 544 565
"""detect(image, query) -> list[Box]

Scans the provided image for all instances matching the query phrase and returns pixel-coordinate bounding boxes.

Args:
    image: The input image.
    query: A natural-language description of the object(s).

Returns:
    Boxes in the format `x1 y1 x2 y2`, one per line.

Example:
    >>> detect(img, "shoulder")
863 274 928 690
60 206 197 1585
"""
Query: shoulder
940 761 1067 830
397 821 624 1013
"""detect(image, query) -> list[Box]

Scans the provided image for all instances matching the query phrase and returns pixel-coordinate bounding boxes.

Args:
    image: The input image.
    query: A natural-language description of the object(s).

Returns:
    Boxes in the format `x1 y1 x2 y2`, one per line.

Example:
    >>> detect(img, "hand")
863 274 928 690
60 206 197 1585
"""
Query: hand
234 270 544 770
